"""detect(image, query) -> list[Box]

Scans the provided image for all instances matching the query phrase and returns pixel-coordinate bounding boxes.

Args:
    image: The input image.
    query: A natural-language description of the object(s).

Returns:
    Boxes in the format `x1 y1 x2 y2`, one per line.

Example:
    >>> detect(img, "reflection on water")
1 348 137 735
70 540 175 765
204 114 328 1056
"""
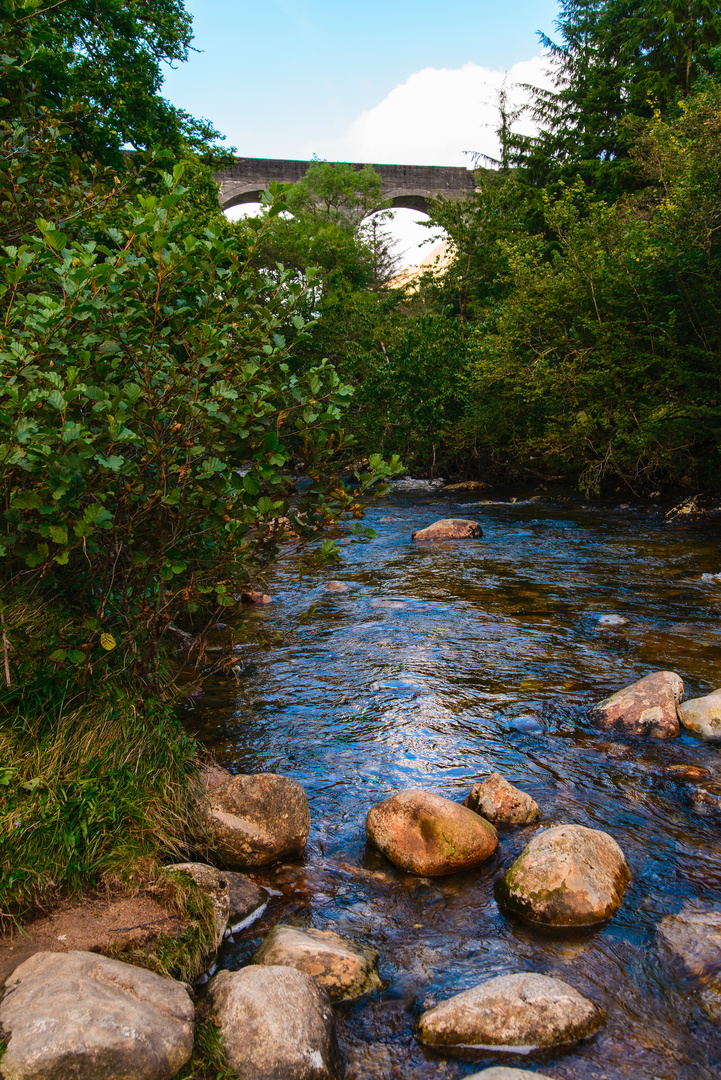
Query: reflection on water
183 494 721 1079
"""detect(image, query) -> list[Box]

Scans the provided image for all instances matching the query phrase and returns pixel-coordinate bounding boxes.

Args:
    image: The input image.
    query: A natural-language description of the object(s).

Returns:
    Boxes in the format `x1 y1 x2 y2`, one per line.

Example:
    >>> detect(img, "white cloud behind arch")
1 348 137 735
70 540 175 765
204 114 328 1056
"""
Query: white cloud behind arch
328 55 553 168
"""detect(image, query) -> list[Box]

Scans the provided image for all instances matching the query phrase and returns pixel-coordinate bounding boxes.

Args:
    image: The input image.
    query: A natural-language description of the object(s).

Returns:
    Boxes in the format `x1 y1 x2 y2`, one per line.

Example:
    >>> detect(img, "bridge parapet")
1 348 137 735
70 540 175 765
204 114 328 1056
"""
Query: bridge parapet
215 157 477 215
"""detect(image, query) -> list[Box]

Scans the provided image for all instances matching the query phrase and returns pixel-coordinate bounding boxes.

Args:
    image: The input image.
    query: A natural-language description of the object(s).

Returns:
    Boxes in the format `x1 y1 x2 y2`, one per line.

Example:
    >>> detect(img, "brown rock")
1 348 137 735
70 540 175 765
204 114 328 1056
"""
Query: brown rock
223 872 268 930
496 823 630 927
589 671 683 738
207 773 310 869
679 691 721 741
688 781 721 815
325 581 348 592
366 789 497 876
416 972 604 1058
441 481 489 493
252 925 381 1002
207 965 342 1080
200 763 233 791
663 763 711 781
0 950 194 1080
411 518 483 541
241 591 273 604
165 863 229 950
464 772 540 824
657 907 721 979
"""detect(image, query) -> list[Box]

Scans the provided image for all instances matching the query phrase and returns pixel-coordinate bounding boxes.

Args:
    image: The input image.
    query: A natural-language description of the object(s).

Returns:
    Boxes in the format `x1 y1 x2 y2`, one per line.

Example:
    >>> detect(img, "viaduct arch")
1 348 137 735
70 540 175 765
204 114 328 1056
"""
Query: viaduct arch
215 158 477 215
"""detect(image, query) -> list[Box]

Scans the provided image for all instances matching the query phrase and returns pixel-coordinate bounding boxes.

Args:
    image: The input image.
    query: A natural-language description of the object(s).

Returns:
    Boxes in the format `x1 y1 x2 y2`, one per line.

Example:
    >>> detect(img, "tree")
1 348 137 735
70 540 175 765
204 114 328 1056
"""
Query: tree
520 0 721 193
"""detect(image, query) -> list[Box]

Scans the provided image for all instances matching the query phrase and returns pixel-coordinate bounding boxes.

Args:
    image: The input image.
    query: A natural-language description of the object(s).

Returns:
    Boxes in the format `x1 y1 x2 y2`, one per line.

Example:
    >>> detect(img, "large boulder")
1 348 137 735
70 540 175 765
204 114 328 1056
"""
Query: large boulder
411 518 483 541
0 950 194 1080
679 690 721 740
252 925 380 1003
366 789 498 876
656 907 721 979
207 965 342 1080
464 773 540 825
165 862 229 950
496 823 630 927
416 972 604 1058
589 671 683 738
207 772 310 869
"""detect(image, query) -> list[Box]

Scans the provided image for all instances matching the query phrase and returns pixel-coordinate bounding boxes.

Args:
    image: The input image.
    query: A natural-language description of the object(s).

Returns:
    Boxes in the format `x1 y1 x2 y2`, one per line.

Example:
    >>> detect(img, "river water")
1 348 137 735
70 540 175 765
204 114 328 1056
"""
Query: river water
184 486 721 1079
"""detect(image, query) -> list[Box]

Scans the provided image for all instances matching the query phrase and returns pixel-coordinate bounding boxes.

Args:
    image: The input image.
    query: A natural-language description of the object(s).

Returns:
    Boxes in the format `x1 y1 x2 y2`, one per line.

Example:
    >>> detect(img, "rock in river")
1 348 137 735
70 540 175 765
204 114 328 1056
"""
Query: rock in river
207 965 342 1080
411 518 483 541
366 789 498 876
589 670 683 738
416 972 604 1057
679 689 721 740
496 823 630 927
464 772 540 824
207 772 310 869
467 1070 557 1080
165 862 229 949
252 924 381 1002
0 950 194 1080
656 906 721 979
224 871 268 930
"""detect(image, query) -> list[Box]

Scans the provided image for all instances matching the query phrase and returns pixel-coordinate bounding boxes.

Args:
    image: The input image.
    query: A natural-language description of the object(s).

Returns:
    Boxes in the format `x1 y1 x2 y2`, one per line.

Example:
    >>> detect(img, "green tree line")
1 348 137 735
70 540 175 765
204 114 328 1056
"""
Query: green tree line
256 1 721 495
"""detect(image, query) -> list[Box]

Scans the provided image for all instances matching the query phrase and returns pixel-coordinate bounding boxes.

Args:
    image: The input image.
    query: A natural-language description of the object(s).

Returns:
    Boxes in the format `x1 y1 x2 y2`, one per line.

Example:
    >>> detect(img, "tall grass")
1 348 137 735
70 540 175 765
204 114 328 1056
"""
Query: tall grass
0 664 204 924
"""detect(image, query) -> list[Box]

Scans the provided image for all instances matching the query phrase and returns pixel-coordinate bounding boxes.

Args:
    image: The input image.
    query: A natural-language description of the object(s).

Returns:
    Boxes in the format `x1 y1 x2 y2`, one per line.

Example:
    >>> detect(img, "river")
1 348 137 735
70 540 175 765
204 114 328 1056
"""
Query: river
183 485 721 1079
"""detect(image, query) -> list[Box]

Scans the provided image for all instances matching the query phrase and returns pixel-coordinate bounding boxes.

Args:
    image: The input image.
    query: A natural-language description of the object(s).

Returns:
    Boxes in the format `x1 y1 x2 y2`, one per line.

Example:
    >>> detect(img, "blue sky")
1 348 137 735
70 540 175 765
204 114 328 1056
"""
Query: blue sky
163 0 560 164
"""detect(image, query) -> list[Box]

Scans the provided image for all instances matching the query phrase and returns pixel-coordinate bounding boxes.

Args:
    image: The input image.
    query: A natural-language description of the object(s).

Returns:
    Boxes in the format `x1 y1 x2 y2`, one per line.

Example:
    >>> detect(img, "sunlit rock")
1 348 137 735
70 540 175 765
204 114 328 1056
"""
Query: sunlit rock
441 480 489 493
207 773 310 869
252 924 381 1002
411 518 483 541
496 823 630 927
678 689 721 740
325 580 348 592
464 772 540 824
0 951 194 1080
366 789 497 876
589 670 683 738
416 972 604 1057
597 614 629 626
240 590 273 604
207 966 342 1080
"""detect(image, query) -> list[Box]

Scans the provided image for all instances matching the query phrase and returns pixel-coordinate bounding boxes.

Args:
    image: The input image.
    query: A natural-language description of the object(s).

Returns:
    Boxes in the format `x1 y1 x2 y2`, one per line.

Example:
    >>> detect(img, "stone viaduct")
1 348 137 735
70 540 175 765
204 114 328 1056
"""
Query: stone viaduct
215 158 477 216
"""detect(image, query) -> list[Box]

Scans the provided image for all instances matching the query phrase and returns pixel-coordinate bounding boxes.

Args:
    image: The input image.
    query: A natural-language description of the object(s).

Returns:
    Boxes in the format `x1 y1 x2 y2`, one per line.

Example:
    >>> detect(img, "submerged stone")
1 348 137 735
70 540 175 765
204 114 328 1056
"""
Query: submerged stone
496 823 630 927
589 670 683 738
656 907 721 979
252 924 381 1002
366 789 498 876
416 972 604 1057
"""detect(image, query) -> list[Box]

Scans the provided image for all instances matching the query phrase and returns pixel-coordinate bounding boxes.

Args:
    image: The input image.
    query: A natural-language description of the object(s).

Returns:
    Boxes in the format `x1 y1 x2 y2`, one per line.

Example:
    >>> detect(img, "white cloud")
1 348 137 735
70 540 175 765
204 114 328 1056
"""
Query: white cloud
327 55 553 168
